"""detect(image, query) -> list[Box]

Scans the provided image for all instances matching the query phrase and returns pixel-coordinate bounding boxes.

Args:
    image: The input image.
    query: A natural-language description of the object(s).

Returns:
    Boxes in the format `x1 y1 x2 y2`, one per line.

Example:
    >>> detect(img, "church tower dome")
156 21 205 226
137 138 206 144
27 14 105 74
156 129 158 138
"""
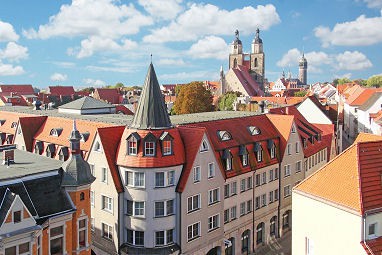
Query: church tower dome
299 53 308 85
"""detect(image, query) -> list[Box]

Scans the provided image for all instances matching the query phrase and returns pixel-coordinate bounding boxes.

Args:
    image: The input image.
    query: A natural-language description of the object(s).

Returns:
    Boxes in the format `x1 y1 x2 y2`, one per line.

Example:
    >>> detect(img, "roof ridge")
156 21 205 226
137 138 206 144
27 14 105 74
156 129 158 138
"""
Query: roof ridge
356 142 364 215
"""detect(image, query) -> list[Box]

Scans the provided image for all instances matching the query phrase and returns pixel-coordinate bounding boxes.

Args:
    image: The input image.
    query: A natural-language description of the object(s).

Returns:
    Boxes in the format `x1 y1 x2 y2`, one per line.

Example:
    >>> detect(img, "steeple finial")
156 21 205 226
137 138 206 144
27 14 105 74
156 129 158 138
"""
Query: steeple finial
150 54 153 63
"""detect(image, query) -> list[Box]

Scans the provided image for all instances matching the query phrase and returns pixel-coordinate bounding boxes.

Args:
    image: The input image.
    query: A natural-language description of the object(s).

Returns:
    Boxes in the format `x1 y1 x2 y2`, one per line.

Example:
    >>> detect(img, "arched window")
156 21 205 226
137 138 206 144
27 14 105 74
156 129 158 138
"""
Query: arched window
270 216 277 236
256 223 264 244
233 58 237 68
254 58 258 67
241 230 250 252
225 237 235 255
200 139 209 152
80 192 85 201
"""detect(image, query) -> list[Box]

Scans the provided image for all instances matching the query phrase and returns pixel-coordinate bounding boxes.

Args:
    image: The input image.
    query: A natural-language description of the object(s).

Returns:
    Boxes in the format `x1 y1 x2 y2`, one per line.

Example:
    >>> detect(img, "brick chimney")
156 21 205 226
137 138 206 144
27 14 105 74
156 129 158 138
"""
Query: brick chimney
1 145 16 165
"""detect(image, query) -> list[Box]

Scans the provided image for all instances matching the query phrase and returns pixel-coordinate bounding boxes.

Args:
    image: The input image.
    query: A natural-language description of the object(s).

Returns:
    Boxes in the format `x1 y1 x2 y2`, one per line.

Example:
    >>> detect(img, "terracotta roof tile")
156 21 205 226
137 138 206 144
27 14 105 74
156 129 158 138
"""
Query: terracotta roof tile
0 111 30 135
362 236 382 255
355 133 382 143
232 65 264 96
351 89 382 106
0 85 34 94
266 114 294 159
19 116 47 151
49 86 75 96
94 88 120 104
98 126 125 193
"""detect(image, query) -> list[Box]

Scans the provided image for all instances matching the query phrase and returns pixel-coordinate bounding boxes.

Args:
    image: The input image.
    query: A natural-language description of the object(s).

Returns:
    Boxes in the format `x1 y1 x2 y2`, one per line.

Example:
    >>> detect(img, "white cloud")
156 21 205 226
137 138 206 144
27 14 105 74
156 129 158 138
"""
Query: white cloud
0 42 28 62
0 20 19 42
0 61 25 76
23 0 153 39
335 51 372 70
158 58 186 66
50 72 68 81
51 61 76 68
314 12 382 47
277 48 301 67
86 65 136 73
143 3 280 43
138 0 183 20
188 36 229 60
82 78 106 87
334 73 352 79
362 0 382 9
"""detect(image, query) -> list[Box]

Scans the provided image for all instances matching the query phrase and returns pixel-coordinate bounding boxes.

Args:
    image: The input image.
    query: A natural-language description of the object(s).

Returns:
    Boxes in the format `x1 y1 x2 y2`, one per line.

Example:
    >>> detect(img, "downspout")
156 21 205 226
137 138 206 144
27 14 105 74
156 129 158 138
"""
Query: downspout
252 169 256 254
277 136 282 239
362 214 374 255
179 192 182 254
118 192 121 255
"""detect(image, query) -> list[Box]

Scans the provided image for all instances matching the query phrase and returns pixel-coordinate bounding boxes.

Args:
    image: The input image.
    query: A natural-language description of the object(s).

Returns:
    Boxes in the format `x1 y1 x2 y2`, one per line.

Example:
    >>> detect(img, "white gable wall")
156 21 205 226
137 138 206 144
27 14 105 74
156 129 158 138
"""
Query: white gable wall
297 98 332 125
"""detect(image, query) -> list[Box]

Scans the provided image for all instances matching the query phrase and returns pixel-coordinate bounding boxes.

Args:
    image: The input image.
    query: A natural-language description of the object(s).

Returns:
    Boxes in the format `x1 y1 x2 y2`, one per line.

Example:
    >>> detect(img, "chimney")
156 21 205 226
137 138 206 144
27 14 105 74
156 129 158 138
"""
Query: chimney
1 145 16 165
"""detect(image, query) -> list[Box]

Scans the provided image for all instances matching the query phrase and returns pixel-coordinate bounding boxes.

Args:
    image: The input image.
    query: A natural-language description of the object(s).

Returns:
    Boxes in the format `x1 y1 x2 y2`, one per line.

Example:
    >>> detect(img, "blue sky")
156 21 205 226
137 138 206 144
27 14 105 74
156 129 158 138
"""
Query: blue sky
0 0 381 89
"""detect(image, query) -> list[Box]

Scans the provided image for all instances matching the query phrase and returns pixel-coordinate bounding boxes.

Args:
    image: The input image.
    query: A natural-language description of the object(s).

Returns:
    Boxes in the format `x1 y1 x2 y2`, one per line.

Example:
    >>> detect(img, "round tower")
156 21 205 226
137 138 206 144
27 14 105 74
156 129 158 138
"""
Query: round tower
299 53 308 85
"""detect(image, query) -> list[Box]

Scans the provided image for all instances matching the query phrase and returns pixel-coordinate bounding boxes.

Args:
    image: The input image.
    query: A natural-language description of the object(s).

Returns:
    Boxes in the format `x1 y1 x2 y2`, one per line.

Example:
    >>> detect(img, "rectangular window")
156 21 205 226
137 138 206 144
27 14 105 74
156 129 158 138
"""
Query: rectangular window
145 141 155 156
257 149 263 162
270 145 276 159
187 222 200 241
240 202 246 216
102 196 113 212
296 161 302 173
134 202 145 216
255 174 261 186
275 189 279 201
155 201 165 217
230 206 237 220
255 196 260 209
167 229 174 244
242 153 248 166
262 172 267 185
78 219 87 248
127 139 137 155
155 172 165 187
275 168 279 180
284 165 291 177
208 163 215 178
231 181 237 195
247 176 253 189
89 164 95 176
13 210 21 223
187 194 201 213
296 141 300 153
168 171 175 186
167 199 174 215
247 200 252 213
269 191 274 203
284 185 291 197
126 171 145 188
208 188 220 205
193 166 201 183
102 223 113 239
50 225 64 255
155 230 173 246
156 231 165 246
261 194 267 207
162 140 172 156
226 157 232 171
287 144 291 155
127 229 144 245
369 223 377 236
224 209 230 223
90 191 94 207
269 169 274 182
240 179 246 192
208 214 220 231
102 167 107 183
224 184 230 198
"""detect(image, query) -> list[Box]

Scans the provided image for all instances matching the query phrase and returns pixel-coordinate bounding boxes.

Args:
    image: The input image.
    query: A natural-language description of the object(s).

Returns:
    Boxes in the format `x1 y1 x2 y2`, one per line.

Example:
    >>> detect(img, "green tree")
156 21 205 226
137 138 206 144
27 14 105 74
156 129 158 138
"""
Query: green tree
80 87 95 93
115 82 124 88
294 90 307 97
173 81 213 114
337 78 351 85
366 75 382 88
218 92 238 111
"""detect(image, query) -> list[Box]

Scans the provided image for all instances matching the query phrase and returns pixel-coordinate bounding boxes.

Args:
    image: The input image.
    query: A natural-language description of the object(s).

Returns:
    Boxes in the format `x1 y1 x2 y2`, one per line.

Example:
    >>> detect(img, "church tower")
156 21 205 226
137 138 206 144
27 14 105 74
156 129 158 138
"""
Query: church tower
250 28 265 89
299 53 308 85
219 65 226 96
229 30 244 69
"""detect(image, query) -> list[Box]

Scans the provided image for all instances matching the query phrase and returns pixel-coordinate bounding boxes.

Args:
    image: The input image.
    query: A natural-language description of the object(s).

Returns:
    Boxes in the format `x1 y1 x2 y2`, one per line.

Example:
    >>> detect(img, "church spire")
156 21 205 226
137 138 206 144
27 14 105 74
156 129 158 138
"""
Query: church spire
130 63 172 130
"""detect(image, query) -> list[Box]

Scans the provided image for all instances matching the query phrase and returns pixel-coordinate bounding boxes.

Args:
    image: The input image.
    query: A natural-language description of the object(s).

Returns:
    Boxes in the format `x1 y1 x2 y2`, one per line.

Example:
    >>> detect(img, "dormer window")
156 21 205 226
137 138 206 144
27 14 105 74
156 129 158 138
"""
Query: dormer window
127 132 140 156
144 133 156 157
248 126 261 136
239 145 249 167
80 132 90 142
200 140 209 152
11 122 17 129
6 134 13 144
254 142 263 162
59 147 68 161
50 128 63 137
222 149 233 171
218 131 232 141
0 120 5 126
268 140 276 159
34 141 43 155
303 138 307 148
0 133 5 144
46 144 56 158
160 131 173 156
13 210 21 223
291 125 296 133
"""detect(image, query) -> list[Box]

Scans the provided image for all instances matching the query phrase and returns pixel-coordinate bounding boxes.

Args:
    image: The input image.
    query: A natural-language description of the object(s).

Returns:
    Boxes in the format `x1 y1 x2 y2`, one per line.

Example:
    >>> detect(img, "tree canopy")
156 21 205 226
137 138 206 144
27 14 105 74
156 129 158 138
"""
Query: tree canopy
366 75 382 88
218 92 239 111
294 90 307 97
173 81 213 114
333 77 351 86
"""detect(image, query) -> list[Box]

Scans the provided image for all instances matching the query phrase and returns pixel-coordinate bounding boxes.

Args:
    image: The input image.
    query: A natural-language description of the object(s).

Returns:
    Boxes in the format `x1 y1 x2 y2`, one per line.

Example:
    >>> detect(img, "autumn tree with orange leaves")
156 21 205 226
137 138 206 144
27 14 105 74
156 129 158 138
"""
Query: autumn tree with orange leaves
173 81 213 114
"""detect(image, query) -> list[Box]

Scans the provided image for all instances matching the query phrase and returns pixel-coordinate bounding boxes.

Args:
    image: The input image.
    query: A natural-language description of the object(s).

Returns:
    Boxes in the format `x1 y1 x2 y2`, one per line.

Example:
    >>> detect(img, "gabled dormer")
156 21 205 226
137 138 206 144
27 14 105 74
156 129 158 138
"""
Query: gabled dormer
143 132 157 157
0 189 36 235
267 139 276 159
34 141 43 155
159 131 173 156
218 130 232 141
254 142 263 162
59 146 69 161
46 143 56 158
126 132 141 156
248 126 261 136
239 145 249 167
80 132 90 142
222 149 233 171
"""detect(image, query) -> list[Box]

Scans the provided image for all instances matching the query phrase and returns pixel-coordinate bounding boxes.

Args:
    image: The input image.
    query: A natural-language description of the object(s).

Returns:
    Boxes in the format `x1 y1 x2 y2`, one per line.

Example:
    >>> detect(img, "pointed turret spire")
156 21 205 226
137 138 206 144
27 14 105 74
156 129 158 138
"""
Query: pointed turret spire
131 63 172 130
61 120 95 187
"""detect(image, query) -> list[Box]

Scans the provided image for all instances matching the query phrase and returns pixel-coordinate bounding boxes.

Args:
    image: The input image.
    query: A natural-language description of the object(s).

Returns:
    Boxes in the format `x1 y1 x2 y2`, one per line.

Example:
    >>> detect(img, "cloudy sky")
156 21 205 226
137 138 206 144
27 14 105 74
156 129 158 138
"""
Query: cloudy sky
0 0 381 88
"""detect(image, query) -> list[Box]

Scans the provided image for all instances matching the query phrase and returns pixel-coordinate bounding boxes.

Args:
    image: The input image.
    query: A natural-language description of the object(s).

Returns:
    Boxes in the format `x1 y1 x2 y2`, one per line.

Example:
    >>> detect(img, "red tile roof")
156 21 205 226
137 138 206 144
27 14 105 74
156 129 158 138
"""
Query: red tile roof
94 88 121 104
266 114 295 159
115 105 134 115
49 86 75 96
19 116 47 151
185 114 280 179
176 126 207 192
351 89 382 106
116 128 185 168
362 237 382 255
98 126 125 193
0 111 30 135
33 117 112 156
0 85 34 94
232 65 264 96
295 137 382 215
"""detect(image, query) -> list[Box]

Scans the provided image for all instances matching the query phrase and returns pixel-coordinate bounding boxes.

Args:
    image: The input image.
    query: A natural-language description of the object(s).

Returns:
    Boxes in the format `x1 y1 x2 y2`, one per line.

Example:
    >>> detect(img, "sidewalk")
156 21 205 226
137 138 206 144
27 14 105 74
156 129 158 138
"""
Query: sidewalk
251 231 291 255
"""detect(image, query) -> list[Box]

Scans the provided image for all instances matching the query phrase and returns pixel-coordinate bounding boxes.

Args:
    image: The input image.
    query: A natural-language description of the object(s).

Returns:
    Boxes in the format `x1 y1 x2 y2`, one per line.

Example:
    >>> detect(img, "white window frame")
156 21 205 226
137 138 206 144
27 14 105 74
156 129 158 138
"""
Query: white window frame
90 191 94 207
127 137 138 155
287 143 291 155
257 147 263 162
126 171 145 188
102 195 113 213
368 222 377 238
296 161 302 173
284 165 291 177
102 223 113 240
154 200 174 217
101 167 108 183
49 225 65 255
193 166 201 183
231 181 237 195
162 140 172 156
261 194 267 207
208 188 220 205
240 179 246 192
284 185 291 198
296 141 300 153
208 162 215 179
208 214 220 232
144 141 155 156
78 217 88 249
187 194 201 213
187 222 201 242
242 153 249 166
200 139 209 152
